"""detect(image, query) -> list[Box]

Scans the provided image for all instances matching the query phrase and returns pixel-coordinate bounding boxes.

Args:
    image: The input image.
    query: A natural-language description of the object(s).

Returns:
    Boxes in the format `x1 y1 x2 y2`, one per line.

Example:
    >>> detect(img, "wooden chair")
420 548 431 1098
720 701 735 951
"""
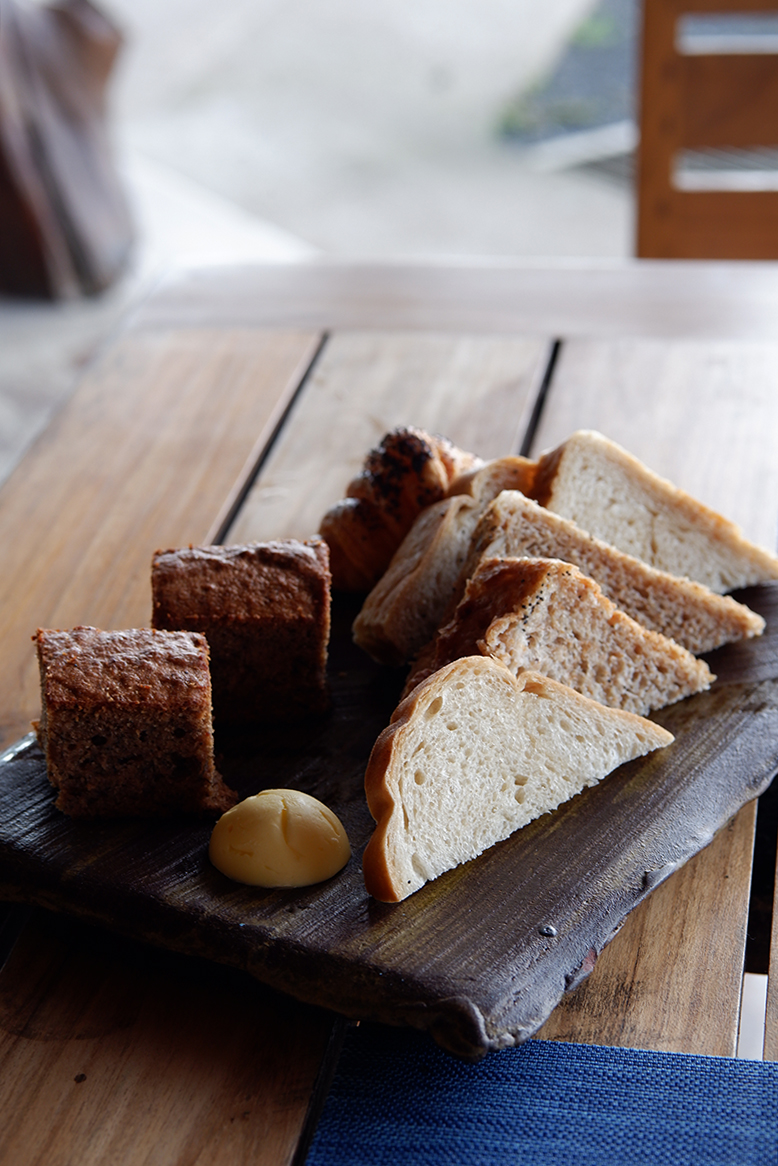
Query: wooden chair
637 0 778 258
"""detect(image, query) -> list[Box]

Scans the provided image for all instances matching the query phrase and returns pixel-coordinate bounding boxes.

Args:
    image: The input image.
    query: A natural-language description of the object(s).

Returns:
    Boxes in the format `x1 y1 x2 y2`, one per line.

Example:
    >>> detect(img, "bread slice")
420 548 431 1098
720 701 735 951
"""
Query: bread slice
353 456 536 664
532 430 778 593
404 556 714 715
362 656 674 902
470 492 764 655
320 427 481 592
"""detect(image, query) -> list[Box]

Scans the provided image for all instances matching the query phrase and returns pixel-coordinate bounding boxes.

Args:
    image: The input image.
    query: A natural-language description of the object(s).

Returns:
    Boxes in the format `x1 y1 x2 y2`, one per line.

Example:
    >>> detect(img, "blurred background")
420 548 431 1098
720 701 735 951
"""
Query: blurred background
1 0 639 484
111 0 635 263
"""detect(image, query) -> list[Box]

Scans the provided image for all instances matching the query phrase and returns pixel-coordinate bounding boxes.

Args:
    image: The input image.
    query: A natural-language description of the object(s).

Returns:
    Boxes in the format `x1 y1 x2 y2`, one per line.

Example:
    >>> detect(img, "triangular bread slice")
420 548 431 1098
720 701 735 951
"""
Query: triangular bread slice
531 430 778 593
353 457 536 664
470 492 764 655
404 557 714 715
363 656 673 902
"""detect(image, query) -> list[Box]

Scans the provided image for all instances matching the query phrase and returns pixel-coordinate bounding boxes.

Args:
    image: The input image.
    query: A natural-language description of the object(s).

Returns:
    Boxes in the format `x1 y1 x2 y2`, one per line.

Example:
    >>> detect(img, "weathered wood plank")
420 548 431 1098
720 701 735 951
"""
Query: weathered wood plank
538 806 757 1055
229 330 550 544
0 326 327 1166
530 338 778 1055
763 840 778 1059
531 338 778 550
132 262 778 341
0 912 332 1166
0 327 320 751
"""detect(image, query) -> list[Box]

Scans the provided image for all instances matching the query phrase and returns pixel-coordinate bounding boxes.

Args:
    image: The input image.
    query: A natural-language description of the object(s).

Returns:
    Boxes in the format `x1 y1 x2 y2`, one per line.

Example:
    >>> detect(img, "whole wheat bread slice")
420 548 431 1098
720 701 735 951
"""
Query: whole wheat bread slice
403 556 714 715
363 656 673 902
469 492 764 655
532 430 778 593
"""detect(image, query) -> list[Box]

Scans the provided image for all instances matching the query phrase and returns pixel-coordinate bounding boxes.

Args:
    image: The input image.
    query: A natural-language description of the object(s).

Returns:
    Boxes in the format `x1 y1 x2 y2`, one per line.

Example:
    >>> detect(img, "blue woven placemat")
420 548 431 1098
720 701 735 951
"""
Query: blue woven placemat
307 1024 778 1166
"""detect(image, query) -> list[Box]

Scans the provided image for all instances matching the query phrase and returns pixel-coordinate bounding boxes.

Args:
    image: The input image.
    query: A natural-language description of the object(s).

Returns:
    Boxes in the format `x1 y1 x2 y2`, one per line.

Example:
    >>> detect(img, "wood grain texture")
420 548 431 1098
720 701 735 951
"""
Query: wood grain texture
0 913 332 1166
228 331 549 544
0 325 328 1166
531 338 778 549
1 588 777 1062
528 337 778 1054
537 806 756 1055
136 261 778 341
0 327 320 751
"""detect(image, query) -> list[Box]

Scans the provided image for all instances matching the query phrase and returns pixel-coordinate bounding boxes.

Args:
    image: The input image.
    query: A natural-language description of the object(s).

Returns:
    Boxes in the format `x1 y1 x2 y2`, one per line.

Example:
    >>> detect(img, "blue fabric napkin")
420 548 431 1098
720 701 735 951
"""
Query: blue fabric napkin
307 1024 778 1166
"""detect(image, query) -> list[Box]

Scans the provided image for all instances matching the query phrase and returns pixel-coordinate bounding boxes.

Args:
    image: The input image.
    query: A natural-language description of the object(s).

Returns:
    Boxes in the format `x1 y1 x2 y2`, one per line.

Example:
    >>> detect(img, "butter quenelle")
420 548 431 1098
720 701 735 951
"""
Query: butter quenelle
209 789 350 887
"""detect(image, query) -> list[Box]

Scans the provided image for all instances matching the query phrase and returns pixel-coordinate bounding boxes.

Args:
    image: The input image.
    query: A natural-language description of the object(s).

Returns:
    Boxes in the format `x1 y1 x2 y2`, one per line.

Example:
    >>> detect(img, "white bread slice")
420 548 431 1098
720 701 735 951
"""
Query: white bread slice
320 427 481 592
471 492 764 655
404 557 714 715
363 656 673 902
532 430 778 593
353 457 536 664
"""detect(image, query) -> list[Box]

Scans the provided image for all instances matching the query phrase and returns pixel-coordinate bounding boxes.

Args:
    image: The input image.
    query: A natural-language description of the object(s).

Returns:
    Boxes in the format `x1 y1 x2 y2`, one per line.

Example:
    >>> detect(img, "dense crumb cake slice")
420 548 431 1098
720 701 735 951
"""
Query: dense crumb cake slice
151 537 331 724
34 625 235 818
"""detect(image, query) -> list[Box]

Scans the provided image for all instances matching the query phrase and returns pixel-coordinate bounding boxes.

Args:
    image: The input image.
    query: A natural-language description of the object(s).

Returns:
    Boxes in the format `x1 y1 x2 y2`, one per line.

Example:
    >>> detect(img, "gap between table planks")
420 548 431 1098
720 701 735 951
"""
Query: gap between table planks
0 328 549 1164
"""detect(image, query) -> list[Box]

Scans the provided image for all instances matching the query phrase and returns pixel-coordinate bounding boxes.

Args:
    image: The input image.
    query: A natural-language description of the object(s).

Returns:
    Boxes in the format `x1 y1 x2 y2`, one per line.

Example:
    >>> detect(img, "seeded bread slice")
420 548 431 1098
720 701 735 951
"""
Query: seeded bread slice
532 430 778 593
470 492 764 655
353 457 538 664
363 656 673 902
404 556 714 715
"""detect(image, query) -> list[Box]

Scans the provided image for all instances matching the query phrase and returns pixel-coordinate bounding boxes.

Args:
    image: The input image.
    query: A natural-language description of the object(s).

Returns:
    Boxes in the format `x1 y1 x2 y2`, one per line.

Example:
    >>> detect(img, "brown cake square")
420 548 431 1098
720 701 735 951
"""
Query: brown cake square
34 626 236 818
151 538 331 724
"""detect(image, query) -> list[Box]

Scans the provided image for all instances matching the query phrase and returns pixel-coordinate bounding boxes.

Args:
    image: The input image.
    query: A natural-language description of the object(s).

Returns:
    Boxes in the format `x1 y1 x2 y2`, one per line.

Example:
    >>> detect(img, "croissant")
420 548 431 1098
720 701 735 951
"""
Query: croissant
320 427 480 591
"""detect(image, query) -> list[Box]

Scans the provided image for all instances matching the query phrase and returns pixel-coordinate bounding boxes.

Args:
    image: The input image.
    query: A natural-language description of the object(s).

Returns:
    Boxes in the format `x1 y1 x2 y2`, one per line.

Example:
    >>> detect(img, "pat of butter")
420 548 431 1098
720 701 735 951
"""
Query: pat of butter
209 789 351 887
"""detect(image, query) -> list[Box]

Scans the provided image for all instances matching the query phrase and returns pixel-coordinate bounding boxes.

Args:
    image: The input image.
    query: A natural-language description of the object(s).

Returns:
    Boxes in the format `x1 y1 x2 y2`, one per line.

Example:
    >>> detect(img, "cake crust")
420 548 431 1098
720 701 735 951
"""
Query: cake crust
151 538 331 724
34 626 234 818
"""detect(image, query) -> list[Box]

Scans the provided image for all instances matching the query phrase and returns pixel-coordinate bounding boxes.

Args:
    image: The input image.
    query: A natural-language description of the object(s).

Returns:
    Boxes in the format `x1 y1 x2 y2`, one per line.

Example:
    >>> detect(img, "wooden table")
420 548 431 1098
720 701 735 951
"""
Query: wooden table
2 259 778 1164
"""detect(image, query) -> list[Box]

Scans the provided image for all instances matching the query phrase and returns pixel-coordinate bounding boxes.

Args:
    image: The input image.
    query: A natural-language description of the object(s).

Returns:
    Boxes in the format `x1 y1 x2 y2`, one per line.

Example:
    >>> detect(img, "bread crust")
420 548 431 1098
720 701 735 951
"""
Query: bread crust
470 492 764 655
353 457 544 665
531 430 778 592
402 556 714 714
363 657 673 902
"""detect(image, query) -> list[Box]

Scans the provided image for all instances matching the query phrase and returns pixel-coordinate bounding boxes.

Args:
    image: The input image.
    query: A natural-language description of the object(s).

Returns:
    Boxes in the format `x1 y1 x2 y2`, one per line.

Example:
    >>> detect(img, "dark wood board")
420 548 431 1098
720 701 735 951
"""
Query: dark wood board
1 587 778 1061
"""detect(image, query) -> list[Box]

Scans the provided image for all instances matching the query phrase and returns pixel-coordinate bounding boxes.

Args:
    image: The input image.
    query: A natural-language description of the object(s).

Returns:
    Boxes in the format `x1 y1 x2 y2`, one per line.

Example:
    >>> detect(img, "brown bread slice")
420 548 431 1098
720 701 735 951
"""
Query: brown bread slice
470 492 764 655
363 656 673 902
404 556 714 715
532 430 778 593
352 456 536 664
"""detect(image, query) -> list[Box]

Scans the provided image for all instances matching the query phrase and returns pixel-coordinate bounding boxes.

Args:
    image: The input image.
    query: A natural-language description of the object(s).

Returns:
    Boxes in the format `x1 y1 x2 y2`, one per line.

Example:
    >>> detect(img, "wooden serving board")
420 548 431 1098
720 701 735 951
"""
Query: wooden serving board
1 587 778 1061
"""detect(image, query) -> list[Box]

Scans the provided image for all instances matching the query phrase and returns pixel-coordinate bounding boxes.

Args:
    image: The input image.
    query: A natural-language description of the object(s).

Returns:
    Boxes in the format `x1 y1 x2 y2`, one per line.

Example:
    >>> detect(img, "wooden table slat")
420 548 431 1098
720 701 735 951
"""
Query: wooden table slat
229 330 551 545
528 336 778 1055
0 327 321 751
0 325 327 1166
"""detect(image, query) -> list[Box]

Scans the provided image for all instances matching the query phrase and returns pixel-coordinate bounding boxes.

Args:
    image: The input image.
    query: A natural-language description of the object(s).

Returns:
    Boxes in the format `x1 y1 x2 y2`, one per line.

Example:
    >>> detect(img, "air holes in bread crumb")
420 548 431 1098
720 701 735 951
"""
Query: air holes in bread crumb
414 770 426 785
446 723 458 731
425 696 443 718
